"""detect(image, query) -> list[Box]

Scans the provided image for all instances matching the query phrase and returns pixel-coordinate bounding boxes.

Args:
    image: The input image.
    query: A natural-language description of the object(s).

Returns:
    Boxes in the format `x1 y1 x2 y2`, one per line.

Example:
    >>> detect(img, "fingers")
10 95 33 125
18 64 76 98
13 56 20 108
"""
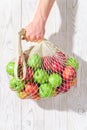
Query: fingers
21 23 45 42
22 34 44 42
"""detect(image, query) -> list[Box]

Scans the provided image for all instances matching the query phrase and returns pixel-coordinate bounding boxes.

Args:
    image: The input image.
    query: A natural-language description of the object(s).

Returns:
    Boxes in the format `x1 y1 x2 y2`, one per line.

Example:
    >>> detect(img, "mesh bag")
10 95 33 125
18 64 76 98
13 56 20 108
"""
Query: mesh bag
6 29 79 100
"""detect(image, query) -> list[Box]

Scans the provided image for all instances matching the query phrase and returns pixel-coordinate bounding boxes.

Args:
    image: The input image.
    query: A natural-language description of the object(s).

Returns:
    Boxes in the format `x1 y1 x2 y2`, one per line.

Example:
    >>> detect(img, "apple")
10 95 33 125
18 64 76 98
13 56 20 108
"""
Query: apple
50 58 64 73
49 73 62 88
25 82 38 96
70 77 77 86
10 78 24 91
65 57 79 70
42 56 51 70
57 83 70 93
6 61 15 76
18 64 23 79
27 54 42 68
56 51 67 64
66 77 77 87
56 78 77 94
62 66 76 81
34 69 49 84
39 83 53 98
17 90 29 99
53 89 59 96
32 93 41 100
25 67 34 81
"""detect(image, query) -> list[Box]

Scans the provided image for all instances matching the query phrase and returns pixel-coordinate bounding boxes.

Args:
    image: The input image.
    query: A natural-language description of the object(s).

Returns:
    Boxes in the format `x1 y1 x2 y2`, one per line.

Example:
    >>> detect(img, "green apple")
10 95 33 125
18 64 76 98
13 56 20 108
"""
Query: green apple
49 73 62 88
34 69 49 84
28 54 42 68
6 62 15 76
10 78 24 91
39 83 53 98
65 57 79 70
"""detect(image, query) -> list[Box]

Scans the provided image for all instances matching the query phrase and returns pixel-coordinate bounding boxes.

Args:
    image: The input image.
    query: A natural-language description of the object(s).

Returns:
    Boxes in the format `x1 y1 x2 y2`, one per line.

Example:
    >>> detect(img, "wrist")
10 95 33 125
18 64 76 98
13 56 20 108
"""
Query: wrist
33 9 47 26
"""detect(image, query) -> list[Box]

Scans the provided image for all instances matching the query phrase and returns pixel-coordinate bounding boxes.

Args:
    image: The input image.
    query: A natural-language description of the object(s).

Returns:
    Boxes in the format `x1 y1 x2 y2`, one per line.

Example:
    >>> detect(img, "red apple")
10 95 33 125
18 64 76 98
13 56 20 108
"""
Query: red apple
32 93 41 100
50 57 64 73
25 67 34 81
56 51 67 64
62 66 76 81
25 83 38 96
56 82 71 93
66 77 77 87
42 56 51 70
56 77 77 94
58 84 70 93
18 64 23 78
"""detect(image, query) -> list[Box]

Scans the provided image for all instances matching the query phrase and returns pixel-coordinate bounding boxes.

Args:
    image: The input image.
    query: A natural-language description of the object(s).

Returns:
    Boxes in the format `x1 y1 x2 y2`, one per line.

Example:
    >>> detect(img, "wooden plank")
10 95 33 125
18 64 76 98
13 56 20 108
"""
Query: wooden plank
0 0 22 130
0 0 87 130
21 0 68 130
49 1 68 130
21 1 44 130
67 0 87 130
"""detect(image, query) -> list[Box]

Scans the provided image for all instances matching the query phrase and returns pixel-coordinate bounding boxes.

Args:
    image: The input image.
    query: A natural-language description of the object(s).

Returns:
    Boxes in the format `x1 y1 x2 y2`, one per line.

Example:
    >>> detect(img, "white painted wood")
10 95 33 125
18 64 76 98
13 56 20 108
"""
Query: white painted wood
67 0 87 130
21 1 67 130
0 0 22 130
0 0 87 130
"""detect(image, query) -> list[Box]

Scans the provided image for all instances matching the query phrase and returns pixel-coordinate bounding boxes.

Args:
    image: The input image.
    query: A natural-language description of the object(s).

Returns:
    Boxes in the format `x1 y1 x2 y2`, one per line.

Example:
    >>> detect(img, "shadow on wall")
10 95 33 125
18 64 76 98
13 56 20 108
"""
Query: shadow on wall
36 0 87 113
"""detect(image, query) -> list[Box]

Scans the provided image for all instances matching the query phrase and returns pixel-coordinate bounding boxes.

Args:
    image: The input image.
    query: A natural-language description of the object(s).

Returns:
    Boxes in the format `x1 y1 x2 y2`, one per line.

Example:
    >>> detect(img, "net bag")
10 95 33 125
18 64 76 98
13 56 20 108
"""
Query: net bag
6 29 79 100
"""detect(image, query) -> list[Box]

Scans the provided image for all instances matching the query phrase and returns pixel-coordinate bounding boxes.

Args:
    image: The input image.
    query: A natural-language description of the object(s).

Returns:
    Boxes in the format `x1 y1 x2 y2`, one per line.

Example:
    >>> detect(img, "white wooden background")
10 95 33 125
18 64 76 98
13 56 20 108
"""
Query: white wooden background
0 0 87 130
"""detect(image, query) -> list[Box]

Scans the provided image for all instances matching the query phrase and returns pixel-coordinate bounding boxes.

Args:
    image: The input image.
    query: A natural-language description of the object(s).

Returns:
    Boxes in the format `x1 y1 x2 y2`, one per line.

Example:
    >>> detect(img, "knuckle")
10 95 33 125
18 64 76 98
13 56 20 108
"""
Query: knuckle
30 35 35 41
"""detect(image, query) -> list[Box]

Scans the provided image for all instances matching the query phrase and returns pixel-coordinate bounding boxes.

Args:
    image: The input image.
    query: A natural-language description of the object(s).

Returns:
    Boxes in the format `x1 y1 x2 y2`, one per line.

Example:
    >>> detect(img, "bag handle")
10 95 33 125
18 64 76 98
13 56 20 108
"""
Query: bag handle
14 28 43 81
14 29 57 80
14 28 27 80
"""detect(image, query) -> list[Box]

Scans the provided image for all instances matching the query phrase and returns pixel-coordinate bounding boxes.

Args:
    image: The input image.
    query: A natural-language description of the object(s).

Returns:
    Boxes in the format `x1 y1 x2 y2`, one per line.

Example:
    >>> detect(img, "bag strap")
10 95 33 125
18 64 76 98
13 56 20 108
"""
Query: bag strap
14 29 27 80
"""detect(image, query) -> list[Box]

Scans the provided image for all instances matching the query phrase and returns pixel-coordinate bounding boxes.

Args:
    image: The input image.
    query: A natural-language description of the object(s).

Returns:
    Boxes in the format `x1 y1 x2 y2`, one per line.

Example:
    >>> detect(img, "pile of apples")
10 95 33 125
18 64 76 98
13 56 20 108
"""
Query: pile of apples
6 51 79 100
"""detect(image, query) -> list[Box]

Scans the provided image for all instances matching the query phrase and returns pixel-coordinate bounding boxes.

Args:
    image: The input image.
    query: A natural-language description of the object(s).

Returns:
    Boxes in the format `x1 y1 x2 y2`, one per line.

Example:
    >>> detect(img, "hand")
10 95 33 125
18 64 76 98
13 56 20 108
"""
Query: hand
22 0 55 42
23 19 45 42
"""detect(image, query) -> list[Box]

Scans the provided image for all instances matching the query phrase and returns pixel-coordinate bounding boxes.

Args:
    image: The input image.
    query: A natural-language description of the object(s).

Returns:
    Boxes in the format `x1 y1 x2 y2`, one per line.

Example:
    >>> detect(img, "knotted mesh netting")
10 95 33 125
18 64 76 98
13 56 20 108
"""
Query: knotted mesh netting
6 37 79 100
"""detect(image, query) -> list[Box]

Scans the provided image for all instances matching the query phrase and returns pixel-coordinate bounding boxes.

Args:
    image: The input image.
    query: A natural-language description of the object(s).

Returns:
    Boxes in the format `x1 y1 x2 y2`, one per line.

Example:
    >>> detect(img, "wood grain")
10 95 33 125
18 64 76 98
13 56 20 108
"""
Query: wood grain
0 0 87 130
0 0 22 130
